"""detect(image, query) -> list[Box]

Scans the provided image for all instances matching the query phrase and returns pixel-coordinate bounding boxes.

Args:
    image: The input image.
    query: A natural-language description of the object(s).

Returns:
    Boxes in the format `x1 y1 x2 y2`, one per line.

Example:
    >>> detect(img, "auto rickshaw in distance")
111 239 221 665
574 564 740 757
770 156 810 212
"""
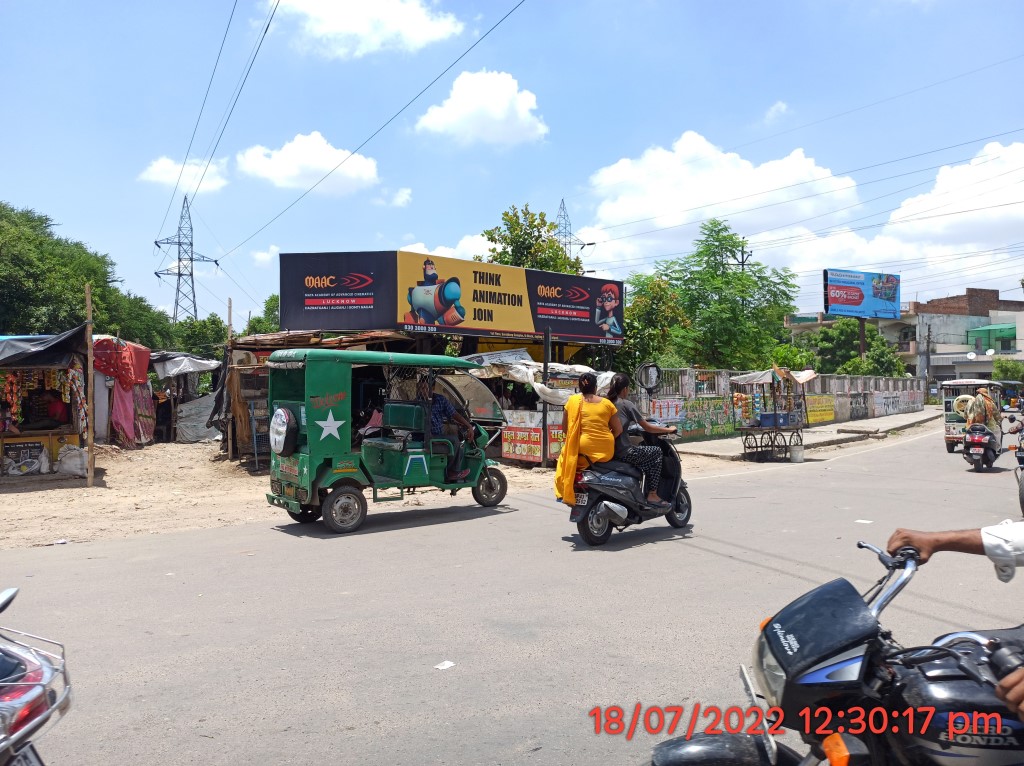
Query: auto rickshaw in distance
264 348 508 533
940 378 1004 453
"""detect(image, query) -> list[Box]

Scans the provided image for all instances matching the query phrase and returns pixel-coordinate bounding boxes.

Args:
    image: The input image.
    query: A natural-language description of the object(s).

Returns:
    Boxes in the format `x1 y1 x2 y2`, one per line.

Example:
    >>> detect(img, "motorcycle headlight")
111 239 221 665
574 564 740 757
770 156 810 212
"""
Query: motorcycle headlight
752 633 787 707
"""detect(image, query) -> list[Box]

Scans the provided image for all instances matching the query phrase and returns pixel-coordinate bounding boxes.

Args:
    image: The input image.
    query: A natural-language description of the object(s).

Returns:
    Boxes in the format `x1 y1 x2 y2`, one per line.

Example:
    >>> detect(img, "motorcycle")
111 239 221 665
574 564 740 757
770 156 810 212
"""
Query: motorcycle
569 422 691 547
962 416 1014 472
649 542 1024 766
0 588 71 766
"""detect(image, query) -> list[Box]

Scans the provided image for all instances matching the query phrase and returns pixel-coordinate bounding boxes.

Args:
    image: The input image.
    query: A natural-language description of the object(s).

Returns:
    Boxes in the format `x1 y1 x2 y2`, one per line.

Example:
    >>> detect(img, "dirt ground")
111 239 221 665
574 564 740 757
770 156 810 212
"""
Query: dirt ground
0 441 736 550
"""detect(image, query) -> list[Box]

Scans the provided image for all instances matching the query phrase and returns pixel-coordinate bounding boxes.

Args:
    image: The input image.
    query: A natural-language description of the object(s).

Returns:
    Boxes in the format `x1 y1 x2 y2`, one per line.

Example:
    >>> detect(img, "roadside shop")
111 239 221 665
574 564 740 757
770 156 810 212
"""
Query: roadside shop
0 324 90 476
730 366 817 461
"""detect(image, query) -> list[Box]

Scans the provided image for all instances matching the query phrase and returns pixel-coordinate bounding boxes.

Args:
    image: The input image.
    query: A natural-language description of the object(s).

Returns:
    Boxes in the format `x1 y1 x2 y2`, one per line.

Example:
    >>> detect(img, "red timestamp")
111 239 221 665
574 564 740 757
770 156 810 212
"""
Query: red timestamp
799 706 937 736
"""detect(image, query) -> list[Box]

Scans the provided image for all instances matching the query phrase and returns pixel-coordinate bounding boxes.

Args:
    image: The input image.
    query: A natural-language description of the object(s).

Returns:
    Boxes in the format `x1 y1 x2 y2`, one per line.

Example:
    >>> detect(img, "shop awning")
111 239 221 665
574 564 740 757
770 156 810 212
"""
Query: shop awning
968 323 1016 333
0 324 89 369
730 366 818 386
149 351 222 379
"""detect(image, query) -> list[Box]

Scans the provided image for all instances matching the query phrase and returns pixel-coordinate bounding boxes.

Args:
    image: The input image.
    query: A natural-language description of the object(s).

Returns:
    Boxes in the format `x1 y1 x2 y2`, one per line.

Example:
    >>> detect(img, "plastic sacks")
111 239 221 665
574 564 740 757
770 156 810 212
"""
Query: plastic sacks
56 445 87 477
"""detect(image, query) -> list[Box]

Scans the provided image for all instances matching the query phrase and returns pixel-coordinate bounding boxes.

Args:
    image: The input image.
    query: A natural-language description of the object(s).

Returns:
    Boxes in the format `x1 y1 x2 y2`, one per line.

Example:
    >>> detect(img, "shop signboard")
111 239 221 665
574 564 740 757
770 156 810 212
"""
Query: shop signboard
280 251 624 346
501 424 564 463
823 269 901 319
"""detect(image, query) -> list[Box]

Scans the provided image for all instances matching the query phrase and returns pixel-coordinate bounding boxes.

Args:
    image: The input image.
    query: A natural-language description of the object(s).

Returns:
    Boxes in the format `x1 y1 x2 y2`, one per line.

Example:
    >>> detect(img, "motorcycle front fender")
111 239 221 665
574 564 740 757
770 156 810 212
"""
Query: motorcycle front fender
650 732 802 766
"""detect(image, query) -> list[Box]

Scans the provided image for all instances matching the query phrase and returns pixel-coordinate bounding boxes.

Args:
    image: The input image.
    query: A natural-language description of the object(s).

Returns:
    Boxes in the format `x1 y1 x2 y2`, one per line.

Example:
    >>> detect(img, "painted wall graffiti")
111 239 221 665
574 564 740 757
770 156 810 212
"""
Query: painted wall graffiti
805 395 836 424
834 393 851 422
650 396 736 441
874 392 901 417
850 392 872 420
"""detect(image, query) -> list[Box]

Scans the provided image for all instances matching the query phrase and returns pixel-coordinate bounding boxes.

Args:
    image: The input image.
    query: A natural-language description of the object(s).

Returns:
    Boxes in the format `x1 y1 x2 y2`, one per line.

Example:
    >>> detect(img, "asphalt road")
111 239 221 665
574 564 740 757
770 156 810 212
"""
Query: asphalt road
5 425 1024 765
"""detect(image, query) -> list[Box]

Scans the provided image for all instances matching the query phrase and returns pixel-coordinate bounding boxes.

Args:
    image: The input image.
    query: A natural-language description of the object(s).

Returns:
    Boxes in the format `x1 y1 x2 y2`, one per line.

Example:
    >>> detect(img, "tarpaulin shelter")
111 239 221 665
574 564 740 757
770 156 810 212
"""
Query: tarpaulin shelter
148 351 221 443
92 336 153 448
0 324 90 477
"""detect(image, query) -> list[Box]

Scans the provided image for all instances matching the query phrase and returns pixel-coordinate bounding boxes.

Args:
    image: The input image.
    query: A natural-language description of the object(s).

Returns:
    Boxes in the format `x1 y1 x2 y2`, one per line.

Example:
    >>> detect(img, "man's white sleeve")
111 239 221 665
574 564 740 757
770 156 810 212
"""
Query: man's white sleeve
981 520 1024 582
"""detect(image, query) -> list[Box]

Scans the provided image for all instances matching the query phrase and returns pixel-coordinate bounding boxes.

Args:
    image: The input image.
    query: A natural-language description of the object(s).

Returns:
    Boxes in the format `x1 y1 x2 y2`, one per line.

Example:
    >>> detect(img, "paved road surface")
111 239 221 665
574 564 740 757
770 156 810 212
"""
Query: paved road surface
4 425 1022 765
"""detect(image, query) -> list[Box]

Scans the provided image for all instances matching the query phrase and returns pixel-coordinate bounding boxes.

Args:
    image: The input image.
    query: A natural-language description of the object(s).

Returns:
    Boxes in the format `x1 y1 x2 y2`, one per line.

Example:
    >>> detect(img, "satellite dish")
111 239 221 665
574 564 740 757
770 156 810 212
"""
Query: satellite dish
967 352 977 360
986 348 996 356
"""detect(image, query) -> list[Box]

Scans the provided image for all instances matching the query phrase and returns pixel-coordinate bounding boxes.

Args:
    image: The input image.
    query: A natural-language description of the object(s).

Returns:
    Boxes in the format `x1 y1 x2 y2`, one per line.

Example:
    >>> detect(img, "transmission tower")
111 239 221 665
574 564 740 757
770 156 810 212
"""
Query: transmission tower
555 198 585 259
154 196 218 322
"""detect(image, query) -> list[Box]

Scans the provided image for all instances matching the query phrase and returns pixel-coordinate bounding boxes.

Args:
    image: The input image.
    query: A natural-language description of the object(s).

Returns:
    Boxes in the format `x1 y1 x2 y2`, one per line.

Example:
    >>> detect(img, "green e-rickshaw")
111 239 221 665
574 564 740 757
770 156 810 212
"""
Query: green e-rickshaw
264 349 508 533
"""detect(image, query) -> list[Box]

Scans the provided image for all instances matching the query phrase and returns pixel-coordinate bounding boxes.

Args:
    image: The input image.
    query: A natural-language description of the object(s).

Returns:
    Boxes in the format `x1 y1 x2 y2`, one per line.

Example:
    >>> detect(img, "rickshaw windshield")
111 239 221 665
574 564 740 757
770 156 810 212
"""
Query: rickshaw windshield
382 368 504 424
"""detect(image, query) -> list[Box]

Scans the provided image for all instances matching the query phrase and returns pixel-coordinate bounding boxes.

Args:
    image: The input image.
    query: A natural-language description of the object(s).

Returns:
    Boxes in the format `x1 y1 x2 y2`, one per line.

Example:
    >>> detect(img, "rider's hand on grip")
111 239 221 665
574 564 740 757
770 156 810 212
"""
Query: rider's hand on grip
990 647 1024 680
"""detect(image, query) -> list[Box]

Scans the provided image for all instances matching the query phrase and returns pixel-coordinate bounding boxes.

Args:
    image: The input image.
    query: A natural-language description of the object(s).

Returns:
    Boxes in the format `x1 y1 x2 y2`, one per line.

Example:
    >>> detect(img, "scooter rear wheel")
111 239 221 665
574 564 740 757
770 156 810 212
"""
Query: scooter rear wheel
577 506 613 546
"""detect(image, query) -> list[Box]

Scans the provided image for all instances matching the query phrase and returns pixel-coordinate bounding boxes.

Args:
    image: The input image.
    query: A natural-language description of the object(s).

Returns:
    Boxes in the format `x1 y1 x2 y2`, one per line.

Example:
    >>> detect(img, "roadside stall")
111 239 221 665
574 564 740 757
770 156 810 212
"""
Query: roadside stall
93 335 152 447
730 366 817 462
0 325 90 477
150 351 222 443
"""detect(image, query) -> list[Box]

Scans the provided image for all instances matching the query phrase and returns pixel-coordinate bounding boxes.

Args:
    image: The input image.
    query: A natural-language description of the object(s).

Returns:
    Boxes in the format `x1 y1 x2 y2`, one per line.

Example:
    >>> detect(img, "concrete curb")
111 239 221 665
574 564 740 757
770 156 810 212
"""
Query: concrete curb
674 411 944 462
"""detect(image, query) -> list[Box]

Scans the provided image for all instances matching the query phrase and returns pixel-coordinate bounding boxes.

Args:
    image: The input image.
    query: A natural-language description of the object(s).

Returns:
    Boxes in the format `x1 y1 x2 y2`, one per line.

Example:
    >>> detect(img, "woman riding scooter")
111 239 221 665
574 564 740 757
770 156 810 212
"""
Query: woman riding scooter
607 373 677 508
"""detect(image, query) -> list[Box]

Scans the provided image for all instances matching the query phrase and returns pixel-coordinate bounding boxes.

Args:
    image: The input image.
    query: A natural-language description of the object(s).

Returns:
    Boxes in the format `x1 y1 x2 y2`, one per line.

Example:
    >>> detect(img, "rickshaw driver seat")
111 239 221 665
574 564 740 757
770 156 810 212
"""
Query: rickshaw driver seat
360 401 459 474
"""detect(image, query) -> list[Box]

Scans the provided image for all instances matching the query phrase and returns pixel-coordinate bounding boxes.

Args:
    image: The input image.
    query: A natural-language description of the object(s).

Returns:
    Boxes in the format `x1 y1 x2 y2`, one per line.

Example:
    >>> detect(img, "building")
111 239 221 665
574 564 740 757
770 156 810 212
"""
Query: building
786 288 1024 380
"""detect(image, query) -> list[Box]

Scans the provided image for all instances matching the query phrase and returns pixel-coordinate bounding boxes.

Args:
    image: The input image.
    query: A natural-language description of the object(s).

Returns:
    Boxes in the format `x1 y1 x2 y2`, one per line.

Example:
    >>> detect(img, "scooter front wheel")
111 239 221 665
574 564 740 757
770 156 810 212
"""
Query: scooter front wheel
665 487 692 528
578 505 613 546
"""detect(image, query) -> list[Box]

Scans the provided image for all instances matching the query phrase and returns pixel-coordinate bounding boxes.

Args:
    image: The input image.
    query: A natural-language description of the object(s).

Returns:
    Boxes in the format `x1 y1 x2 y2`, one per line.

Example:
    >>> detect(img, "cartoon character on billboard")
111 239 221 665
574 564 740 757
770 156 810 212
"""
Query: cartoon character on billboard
595 283 622 338
404 258 466 326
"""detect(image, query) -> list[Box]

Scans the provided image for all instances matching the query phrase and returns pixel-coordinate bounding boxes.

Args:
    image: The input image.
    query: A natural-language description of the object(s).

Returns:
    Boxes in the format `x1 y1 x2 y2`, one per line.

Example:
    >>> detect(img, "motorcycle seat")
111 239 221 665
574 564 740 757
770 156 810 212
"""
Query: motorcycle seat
590 459 643 480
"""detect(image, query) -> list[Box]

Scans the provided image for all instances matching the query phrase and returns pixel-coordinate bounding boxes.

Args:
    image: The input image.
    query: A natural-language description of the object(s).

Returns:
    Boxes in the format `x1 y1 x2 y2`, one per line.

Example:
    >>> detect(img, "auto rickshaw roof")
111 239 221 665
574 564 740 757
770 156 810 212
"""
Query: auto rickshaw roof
267 348 482 369
940 379 1004 389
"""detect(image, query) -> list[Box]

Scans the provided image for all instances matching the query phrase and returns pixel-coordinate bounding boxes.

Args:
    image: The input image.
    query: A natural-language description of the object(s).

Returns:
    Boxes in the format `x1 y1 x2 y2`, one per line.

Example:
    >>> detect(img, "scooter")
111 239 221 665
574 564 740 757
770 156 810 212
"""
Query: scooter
649 542 1024 766
569 422 691 547
962 417 1010 472
0 588 71 766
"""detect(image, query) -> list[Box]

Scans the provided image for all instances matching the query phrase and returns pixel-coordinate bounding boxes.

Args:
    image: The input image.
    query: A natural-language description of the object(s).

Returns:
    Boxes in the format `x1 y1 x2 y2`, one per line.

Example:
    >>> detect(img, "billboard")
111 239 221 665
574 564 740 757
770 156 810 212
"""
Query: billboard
823 269 901 319
280 250 624 345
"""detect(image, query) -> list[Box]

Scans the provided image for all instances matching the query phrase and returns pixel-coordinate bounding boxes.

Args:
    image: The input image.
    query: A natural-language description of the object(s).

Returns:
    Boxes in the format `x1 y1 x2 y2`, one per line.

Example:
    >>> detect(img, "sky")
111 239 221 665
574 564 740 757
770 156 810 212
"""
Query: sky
2 0 1024 330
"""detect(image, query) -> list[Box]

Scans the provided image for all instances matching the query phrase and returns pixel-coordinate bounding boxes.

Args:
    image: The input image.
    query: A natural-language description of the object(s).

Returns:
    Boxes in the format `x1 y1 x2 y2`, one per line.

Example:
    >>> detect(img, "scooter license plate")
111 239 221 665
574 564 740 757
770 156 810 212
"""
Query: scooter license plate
574 493 588 507
970 447 985 454
11 744 45 766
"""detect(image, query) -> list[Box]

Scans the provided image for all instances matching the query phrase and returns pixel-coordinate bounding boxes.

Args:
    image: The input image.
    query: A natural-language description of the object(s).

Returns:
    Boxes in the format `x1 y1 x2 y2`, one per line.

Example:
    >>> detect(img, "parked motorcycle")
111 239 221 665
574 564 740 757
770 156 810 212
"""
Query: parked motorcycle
649 542 1024 766
962 419 1008 472
569 422 691 546
0 588 71 766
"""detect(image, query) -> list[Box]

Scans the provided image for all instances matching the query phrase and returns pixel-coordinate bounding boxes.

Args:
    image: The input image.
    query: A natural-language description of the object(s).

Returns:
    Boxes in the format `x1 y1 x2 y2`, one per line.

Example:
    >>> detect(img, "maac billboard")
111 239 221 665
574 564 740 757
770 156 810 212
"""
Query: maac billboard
823 268 901 319
280 250 625 346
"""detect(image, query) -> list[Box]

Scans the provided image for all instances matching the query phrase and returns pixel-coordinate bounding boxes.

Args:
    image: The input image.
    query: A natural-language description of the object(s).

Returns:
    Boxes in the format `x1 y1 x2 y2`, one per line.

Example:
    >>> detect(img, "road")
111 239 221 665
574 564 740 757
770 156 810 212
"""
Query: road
4 424 1022 765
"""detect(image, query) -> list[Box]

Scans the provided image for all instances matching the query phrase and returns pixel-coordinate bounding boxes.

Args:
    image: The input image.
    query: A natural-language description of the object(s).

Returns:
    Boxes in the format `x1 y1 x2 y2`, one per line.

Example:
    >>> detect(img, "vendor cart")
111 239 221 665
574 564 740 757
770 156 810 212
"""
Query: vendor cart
730 366 816 462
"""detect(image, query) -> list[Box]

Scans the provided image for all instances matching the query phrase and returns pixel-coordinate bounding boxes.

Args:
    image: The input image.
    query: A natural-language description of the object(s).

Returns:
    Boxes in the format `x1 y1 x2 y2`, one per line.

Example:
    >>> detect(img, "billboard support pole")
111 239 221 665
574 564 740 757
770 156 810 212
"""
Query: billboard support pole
859 318 867 358
542 326 551 469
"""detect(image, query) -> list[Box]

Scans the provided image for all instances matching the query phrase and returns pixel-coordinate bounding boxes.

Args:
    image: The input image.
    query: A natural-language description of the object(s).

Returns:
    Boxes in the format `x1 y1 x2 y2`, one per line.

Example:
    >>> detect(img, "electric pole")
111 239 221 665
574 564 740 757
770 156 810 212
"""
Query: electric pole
555 198 586 263
154 196 218 322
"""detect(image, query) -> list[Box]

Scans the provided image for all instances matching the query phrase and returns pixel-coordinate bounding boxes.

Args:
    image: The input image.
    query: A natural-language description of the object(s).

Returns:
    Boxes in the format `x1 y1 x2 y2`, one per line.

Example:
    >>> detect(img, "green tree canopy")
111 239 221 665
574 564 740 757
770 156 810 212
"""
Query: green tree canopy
0 201 175 348
661 219 798 370
804 318 906 377
478 203 584 275
993 359 1024 381
242 294 280 337
612 273 689 372
173 314 227 357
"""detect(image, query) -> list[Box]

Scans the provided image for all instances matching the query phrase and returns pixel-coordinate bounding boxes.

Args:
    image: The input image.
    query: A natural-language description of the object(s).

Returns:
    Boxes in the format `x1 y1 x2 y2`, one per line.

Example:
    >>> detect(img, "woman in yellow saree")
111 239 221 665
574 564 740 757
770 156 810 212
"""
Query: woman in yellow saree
555 372 622 506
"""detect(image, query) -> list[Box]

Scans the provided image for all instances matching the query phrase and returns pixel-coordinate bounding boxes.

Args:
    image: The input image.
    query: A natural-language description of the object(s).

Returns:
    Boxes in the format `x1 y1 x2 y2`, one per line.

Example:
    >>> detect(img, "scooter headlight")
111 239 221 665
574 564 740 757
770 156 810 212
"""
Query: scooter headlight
752 633 787 707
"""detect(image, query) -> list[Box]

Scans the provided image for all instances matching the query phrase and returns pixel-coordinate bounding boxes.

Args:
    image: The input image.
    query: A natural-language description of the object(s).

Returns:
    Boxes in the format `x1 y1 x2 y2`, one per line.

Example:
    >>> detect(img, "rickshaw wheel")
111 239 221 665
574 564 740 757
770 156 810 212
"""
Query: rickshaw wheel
472 467 507 507
287 508 321 524
321 486 368 533
945 442 956 454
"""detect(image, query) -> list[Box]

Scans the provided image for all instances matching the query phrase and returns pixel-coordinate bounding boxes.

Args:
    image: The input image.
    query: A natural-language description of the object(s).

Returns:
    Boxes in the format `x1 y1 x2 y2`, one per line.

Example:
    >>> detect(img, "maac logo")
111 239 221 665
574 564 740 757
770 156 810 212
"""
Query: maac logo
537 284 590 302
339 273 373 290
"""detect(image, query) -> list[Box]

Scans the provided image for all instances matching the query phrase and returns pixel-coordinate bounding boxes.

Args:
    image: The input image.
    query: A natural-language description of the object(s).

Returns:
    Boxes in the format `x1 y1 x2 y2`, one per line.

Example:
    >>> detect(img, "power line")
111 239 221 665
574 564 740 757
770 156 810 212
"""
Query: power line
216 0 528 263
155 0 240 268
191 0 281 200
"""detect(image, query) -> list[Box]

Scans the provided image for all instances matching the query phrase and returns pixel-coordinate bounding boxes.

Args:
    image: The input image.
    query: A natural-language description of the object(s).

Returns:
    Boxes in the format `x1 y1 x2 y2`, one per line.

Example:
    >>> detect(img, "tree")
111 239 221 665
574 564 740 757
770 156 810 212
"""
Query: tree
661 219 797 370
173 314 227 357
771 342 817 371
808 318 906 376
243 294 280 337
0 201 176 347
611 273 689 372
478 203 584 275
994 359 1024 381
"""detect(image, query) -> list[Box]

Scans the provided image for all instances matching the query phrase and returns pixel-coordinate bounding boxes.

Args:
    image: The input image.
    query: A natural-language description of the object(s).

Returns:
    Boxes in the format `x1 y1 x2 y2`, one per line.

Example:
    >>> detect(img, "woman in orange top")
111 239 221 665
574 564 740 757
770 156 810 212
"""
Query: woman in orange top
555 372 622 505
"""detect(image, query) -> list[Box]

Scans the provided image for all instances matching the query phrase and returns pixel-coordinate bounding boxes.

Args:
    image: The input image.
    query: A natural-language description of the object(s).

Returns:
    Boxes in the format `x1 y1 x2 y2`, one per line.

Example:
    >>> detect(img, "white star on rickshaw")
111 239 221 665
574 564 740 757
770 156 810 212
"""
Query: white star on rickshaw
315 411 345 440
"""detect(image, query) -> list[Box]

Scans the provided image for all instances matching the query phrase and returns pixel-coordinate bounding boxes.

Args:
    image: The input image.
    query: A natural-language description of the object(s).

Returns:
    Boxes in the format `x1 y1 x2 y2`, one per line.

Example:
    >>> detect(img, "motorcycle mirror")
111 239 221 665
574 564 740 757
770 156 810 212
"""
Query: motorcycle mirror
0 587 18 615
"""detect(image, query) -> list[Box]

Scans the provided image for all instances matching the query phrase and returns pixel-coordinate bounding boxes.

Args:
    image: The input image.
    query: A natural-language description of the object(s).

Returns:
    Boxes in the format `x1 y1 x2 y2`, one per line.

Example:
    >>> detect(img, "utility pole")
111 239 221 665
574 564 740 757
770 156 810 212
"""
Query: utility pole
732 244 751 272
925 323 932 380
154 196 219 322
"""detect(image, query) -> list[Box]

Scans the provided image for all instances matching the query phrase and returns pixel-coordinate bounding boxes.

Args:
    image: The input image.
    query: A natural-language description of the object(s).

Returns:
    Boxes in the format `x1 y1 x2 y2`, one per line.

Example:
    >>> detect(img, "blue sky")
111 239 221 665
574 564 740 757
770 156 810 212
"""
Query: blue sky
2 0 1023 328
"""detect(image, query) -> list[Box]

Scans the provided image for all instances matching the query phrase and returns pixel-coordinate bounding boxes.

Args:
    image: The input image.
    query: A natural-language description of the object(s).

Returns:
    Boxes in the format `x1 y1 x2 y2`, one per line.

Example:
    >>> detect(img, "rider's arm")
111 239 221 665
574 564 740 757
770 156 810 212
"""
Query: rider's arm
980 520 1024 582
637 416 676 435
888 522 1024 582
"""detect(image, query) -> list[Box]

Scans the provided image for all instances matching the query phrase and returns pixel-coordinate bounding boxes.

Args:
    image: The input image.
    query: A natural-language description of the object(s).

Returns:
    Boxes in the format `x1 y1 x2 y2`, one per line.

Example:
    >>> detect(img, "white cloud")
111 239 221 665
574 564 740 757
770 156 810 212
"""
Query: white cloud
138 156 228 192
401 234 490 261
567 131 1024 312
236 131 379 194
252 244 280 267
764 100 788 125
415 70 549 146
373 187 413 207
275 0 463 59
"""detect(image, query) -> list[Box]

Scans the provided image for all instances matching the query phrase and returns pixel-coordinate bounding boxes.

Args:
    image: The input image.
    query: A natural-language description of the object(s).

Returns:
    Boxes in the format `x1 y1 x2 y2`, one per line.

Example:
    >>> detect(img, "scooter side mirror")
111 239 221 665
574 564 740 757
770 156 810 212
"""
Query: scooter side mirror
0 587 18 615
